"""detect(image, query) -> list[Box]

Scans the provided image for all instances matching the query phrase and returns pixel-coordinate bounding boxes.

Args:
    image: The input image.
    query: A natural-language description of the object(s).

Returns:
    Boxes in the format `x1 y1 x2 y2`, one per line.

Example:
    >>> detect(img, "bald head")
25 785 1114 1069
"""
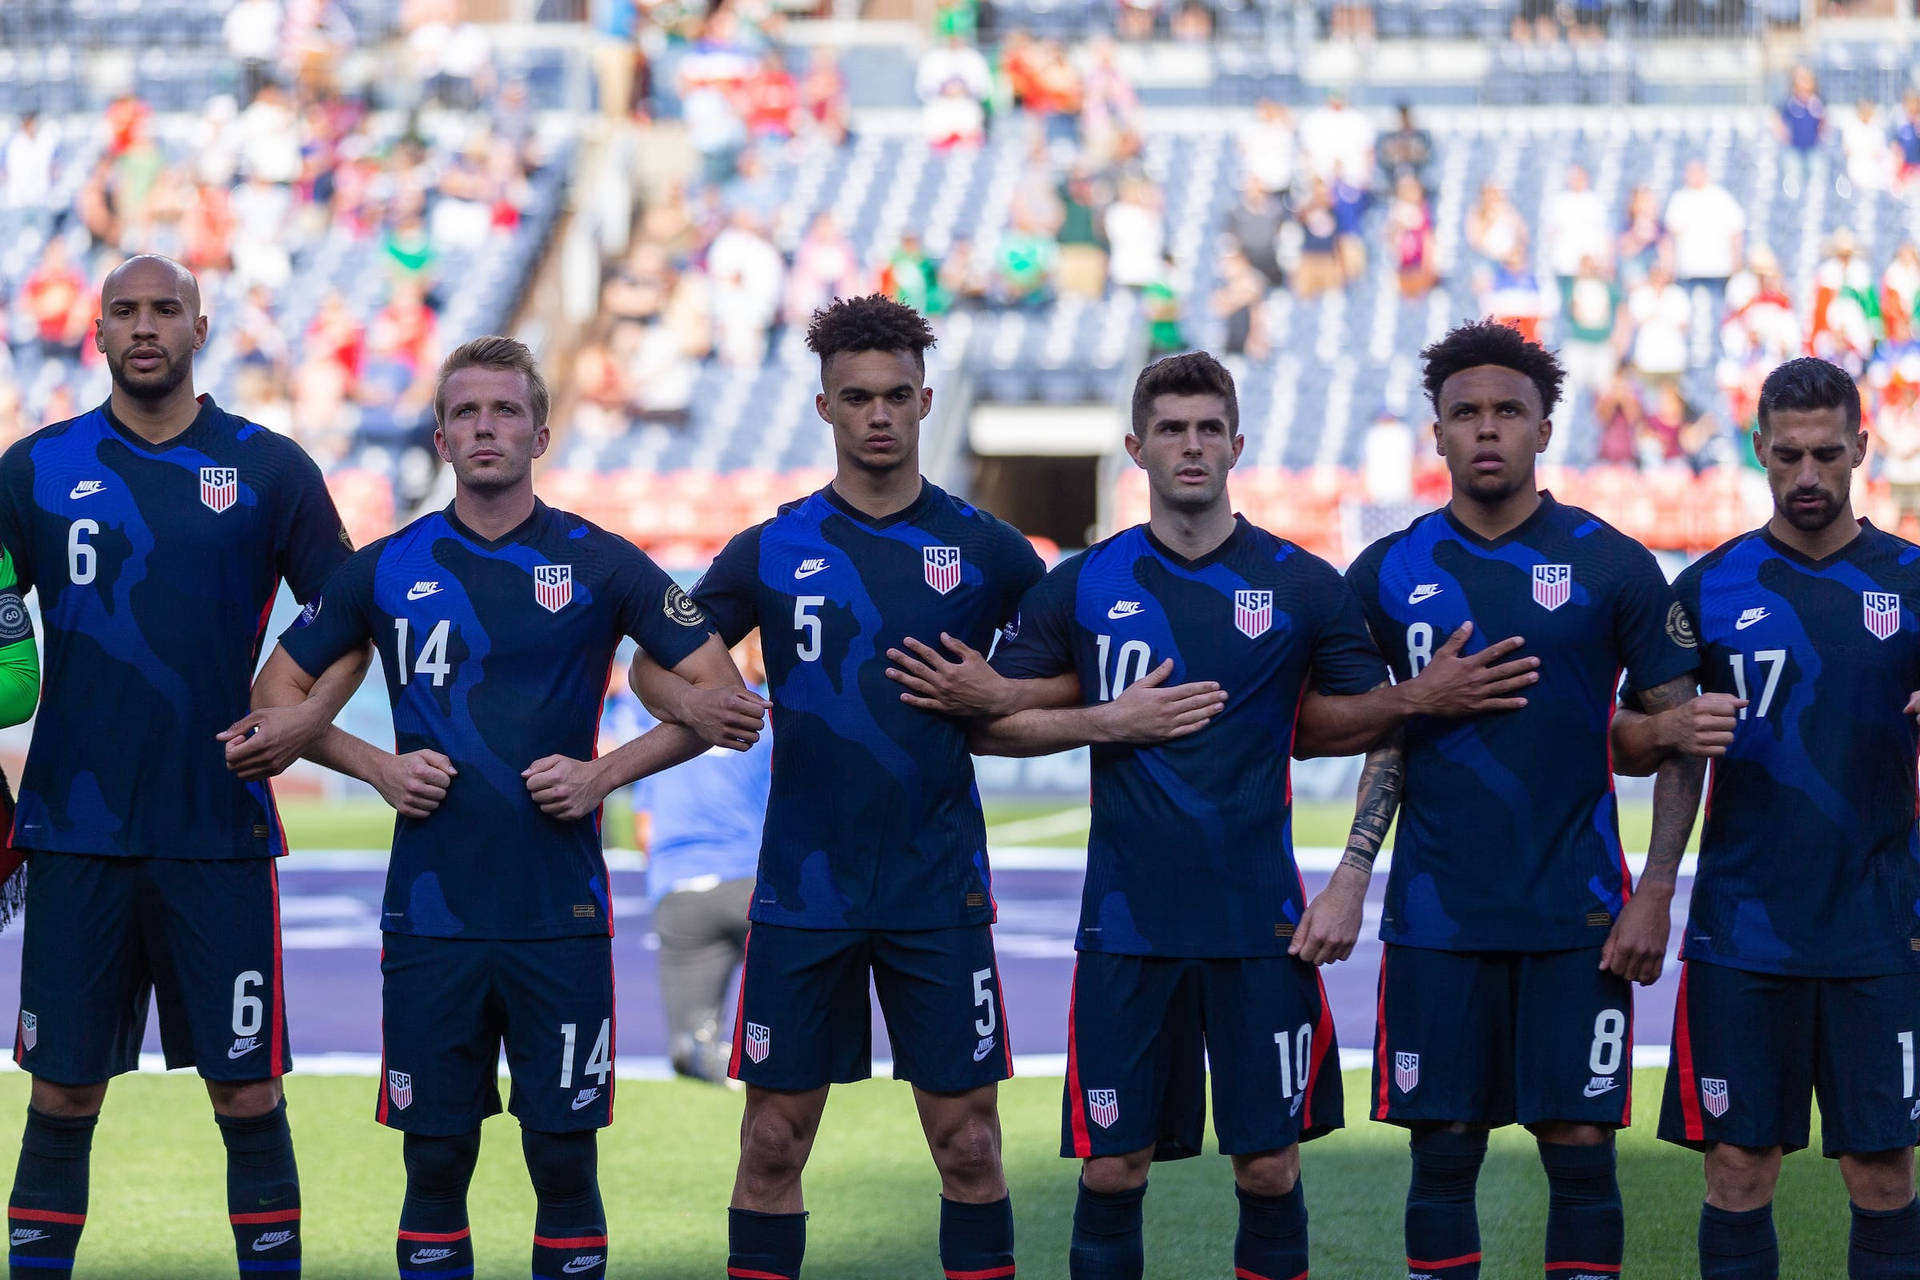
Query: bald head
101 255 200 316
95 254 206 406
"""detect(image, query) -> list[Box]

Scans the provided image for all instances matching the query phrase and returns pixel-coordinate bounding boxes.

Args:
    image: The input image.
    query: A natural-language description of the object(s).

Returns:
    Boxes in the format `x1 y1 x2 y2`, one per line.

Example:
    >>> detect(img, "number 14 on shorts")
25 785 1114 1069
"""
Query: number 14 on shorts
560 1019 612 1109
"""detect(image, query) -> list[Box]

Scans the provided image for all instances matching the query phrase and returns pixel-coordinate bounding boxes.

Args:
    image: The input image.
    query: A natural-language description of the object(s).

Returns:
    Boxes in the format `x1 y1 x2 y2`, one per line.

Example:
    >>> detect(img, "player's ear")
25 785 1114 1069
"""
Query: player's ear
919 385 933 419
1431 419 1444 455
192 314 208 350
1854 428 1869 470
93 317 105 354
1536 417 1552 455
1229 430 1245 467
814 391 831 425
532 423 550 461
433 426 452 464
1124 432 1145 468
1750 427 1765 468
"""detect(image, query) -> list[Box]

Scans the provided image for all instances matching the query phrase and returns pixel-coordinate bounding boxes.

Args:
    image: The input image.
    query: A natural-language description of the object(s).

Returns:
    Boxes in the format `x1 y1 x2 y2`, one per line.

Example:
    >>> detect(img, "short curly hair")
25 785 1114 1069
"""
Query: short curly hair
806 294 937 378
1420 319 1565 419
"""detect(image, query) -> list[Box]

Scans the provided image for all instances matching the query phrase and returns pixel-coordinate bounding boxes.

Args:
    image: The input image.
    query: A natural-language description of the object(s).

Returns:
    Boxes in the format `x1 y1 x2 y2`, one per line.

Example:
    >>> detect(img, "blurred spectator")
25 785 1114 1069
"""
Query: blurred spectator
22 240 90 363
1877 372 1920 539
1641 382 1722 471
1627 261 1692 380
1229 177 1287 291
1300 90 1374 187
1719 248 1801 365
602 243 675 329
1212 244 1270 360
1810 229 1881 370
1331 167 1369 280
1664 162 1744 293
1028 42 1085 144
1838 99 1894 198
180 181 237 276
1362 404 1416 503
104 93 151 159
1001 30 1045 109
191 98 243 190
881 233 947 316
1143 252 1184 356
1077 38 1139 159
570 335 632 442
365 280 438 386
1115 0 1158 40
938 238 992 311
1894 91 1920 191
1883 242 1920 345
1239 100 1298 198
1385 175 1435 298
382 208 435 285
1375 104 1434 192
1615 184 1667 284
224 0 283 105
1559 255 1623 394
1104 178 1165 290
1482 245 1551 343
797 49 849 147
993 209 1058 309
1593 365 1647 466
924 78 987 150
916 33 992 107
784 214 861 326
707 210 784 367
76 157 120 251
232 284 290 384
741 51 799 142
4 115 58 211
1775 64 1825 197
1293 177 1345 300
1169 2 1214 39
683 75 748 189
1057 166 1111 299
237 84 303 184
1466 181 1527 270
1543 164 1609 283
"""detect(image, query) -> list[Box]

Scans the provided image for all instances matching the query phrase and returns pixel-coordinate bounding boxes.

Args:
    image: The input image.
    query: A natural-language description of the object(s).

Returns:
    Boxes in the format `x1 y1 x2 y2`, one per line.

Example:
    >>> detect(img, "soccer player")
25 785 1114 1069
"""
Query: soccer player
0 255 364 1280
249 336 750 1280
1340 320 1705 1280
1613 357 1920 1280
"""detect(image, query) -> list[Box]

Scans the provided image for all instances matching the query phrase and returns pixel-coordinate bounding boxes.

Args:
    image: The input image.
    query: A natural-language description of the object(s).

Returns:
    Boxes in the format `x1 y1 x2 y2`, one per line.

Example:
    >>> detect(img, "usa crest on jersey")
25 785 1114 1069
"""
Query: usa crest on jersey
1700 1076 1729 1118
1532 564 1572 611
1234 589 1273 639
1086 1088 1119 1128
387 1070 413 1110
1395 1051 1420 1093
533 564 573 613
199 467 238 514
1864 591 1902 641
744 1021 771 1064
923 546 962 595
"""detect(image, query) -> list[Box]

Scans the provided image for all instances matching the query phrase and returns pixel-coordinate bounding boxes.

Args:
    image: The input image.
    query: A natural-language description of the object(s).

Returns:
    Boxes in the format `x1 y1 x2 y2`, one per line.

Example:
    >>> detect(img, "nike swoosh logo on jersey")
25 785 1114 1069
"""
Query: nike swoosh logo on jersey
1108 601 1144 620
1735 608 1769 630
1408 583 1443 604
69 480 105 499
794 559 829 579
408 581 444 600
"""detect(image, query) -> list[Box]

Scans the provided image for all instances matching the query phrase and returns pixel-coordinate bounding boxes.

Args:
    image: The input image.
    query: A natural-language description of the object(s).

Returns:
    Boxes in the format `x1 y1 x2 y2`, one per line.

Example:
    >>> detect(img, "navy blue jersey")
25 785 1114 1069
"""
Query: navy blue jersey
992 519 1385 958
0 397 349 859
1347 495 1697 952
1675 523 1920 977
693 482 1044 931
279 500 711 940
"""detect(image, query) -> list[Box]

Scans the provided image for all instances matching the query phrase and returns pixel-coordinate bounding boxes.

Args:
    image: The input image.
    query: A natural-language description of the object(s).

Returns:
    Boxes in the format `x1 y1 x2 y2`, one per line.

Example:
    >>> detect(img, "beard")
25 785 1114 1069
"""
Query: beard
1778 486 1846 531
107 348 192 402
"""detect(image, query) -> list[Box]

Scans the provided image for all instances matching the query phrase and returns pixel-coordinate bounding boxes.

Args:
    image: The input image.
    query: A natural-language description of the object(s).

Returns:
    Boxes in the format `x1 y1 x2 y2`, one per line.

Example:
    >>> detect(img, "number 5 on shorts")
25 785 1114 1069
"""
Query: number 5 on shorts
972 968 996 1038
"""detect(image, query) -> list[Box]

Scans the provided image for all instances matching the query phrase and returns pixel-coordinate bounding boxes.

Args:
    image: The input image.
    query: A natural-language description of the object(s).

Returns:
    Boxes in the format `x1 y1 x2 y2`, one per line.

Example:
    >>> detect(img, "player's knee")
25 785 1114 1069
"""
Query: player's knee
27 1079 106 1119
1703 1142 1782 1211
926 1112 1003 1189
1231 1147 1300 1198
1526 1120 1610 1147
1081 1151 1152 1196
521 1128 599 1201
739 1109 815 1186
1839 1148 1916 1211
403 1130 483 1199
207 1077 283 1119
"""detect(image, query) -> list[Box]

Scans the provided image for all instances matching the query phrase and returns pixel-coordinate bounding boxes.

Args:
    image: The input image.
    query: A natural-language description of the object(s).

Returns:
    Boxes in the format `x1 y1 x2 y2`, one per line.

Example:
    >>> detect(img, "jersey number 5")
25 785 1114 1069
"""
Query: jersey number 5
394 618 453 687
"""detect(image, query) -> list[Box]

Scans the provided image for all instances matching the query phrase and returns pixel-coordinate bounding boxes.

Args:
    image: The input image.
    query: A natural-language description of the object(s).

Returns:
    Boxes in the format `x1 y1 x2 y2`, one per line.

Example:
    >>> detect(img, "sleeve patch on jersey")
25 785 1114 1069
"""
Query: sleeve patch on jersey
663 583 706 628
1666 601 1697 649
337 525 354 550
1001 611 1022 642
289 597 322 630
0 592 29 645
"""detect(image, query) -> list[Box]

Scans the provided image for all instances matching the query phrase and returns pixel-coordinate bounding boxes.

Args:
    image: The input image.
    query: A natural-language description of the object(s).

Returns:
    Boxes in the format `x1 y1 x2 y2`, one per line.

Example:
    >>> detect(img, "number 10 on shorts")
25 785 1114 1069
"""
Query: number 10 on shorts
559 1020 612 1088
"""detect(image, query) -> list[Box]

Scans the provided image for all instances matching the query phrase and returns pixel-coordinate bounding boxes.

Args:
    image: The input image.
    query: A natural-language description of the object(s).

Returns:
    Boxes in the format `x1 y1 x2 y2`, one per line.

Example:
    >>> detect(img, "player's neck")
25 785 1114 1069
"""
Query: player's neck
1767 505 1863 561
1447 485 1542 542
107 382 201 446
452 483 537 542
1147 500 1237 561
829 465 923 521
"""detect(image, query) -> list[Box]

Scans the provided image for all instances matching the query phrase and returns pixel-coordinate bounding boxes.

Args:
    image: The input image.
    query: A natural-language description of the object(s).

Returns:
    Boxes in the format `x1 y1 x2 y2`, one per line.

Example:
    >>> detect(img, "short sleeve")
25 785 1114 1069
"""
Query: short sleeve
272 441 353 602
1306 558 1388 695
1614 538 1699 696
277 548 378 678
989 559 1078 680
1343 537 1390 645
616 546 714 670
0 446 35 595
994 528 1047 629
692 524 764 648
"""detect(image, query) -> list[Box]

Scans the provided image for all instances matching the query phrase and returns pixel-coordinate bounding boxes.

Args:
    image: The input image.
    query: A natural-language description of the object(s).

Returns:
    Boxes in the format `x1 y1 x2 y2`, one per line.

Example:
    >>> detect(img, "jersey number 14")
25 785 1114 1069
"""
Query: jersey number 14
394 618 453 687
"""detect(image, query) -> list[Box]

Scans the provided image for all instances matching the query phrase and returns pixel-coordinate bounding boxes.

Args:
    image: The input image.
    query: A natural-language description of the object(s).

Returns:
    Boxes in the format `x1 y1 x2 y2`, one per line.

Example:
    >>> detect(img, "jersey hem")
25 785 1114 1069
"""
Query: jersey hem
1679 948 1920 979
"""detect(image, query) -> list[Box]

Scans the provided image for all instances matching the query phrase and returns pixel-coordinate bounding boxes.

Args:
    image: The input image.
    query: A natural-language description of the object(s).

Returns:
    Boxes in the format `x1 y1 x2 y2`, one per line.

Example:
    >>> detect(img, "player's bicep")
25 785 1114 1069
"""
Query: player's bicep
1632 671 1698 715
691 528 762 648
253 644 324 706
275 554 377 679
274 447 353 602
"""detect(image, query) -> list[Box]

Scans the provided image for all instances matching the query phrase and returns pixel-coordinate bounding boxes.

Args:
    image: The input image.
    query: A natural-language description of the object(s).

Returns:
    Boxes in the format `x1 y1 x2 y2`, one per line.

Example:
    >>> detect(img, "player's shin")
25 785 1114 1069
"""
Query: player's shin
1067 1178 1145 1280
1405 1128 1485 1280
522 1128 606 1280
217 1100 301 1278
1849 1197 1920 1279
397 1130 479 1279
7 1108 94 1280
727 1207 806 1279
938 1193 1014 1279
1233 1181 1308 1280
1537 1138 1622 1279
1698 1203 1778 1280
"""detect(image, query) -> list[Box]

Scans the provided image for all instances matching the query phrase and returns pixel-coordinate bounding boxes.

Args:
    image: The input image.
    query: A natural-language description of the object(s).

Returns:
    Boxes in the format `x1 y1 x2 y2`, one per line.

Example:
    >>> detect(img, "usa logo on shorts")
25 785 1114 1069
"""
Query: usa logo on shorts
199 467 238 514
387 1070 413 1111
1395 1051 1420 1093
924 546 961 595
1087 1089 1119 1128
1234 590 1273 639
18 1011 35 1053
1532 564 1572 611
1864 592 1902 641
744 1022 771 1064
534 564 573 613
1701 1077 1729 1118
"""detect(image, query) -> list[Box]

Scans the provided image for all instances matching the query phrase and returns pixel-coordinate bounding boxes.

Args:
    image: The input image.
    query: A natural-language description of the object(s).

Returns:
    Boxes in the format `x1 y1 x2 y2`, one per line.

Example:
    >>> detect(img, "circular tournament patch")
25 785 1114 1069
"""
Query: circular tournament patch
663 583 706 627
0 594 28 645
1666 601 1697 649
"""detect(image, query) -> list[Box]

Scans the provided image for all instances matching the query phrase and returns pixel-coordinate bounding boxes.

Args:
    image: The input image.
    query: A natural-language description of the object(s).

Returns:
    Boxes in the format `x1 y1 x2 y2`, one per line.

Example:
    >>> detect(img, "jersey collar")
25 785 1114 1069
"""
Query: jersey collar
100 392 218 453
1760 516 1872 570
1142 513 1248 571
818 477 933 529
1441 490 1556 550
443 497 548 550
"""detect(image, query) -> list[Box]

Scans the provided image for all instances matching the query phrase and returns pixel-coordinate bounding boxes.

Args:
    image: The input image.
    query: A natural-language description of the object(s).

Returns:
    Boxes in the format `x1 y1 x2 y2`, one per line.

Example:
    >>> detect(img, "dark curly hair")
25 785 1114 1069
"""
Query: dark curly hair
1756 356 1860 437
1420 319 1565 419
1130 350 1238 437
805 294 938 378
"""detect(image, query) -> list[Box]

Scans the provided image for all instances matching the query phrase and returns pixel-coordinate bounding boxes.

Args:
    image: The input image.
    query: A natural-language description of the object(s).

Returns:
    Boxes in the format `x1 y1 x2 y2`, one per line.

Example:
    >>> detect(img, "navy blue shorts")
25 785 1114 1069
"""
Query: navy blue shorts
727 923 1012 1093
1659 959 1920 1157
378 932 615 1136
1372 944 1633 1129
14 852 290 1085
1061 952 1341 1160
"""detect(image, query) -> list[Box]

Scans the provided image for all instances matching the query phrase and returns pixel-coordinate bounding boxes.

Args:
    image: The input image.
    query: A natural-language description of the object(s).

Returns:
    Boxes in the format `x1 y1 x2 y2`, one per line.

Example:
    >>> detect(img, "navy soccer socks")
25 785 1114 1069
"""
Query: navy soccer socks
7 1108 93 1280
218 1101 301 1277
523 1128 606 1280
1406 1128 1486 1279
939 1194 1015 1279
1233 1181 1308 1280
1067 1177 1146 1280
727 1207 807 1279
1849 1197 1920 1279
1699 1202 1777 1280
396 1130 480 1279
1538 1138 1622 1278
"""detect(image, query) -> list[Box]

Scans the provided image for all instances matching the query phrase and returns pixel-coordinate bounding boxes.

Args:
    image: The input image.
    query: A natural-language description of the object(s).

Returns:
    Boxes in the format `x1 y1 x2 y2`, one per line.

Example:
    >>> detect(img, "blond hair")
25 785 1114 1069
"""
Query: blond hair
433 335 550 428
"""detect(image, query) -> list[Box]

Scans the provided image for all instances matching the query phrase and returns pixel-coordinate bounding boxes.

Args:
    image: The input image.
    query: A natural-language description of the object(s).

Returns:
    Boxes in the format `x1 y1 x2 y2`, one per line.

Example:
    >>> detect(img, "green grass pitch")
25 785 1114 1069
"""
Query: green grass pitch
11 1069 1857 1278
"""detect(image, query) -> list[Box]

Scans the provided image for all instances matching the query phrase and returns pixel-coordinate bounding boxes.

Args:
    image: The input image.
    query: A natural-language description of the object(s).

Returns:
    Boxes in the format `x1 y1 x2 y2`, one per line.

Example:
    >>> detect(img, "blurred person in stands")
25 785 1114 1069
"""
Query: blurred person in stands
191 97 243 190
232 284 290 386
237 83 302 186
76 156 120 254
1466 180 1527 274
708 210 784 368
1775 63 1826 197
1077 37 1139 161
1299 88 1374 188
1615 183 1667 285
366 279 438 385
1105 177 1166 291
1810 229 1883 373
180 180 237 277
601 242 676 330
1877 364 1920 538
1560 254 1624 395
1718 249 1802 412
683 72 748 189
992 208 1059 310
1058 165 1112 299
1028 41 1085 145
1293 177 1346 300
797 48 849 146
1893 90 1920 192
1543 164 1610 286
939 238 992 311
1375 102 1434 193
1839 98 1895 198
3 114 57 212
916 32 992 117
230 174 294 291
1626 260 1692 384
1115 0 1160 39
1386 175 1436 299
1212 243 1271 360
1481 244 1552 344
1239 99 1299 200
615 632 771 1085
382 207 436 285
1331 164 1370 280
1169 1 1214 40
741 51 798 144
924 78 987 150
223 0 282 104
784 214 862 328
882 232 948 317
1142 257 1185 354
1882 241 1920 345
0 379 23 450
1230 175 1288 292
1000 29 1044 110
23 240 91 365
1665 161 1745 298
570 334 632 443
1593 363 1649 467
